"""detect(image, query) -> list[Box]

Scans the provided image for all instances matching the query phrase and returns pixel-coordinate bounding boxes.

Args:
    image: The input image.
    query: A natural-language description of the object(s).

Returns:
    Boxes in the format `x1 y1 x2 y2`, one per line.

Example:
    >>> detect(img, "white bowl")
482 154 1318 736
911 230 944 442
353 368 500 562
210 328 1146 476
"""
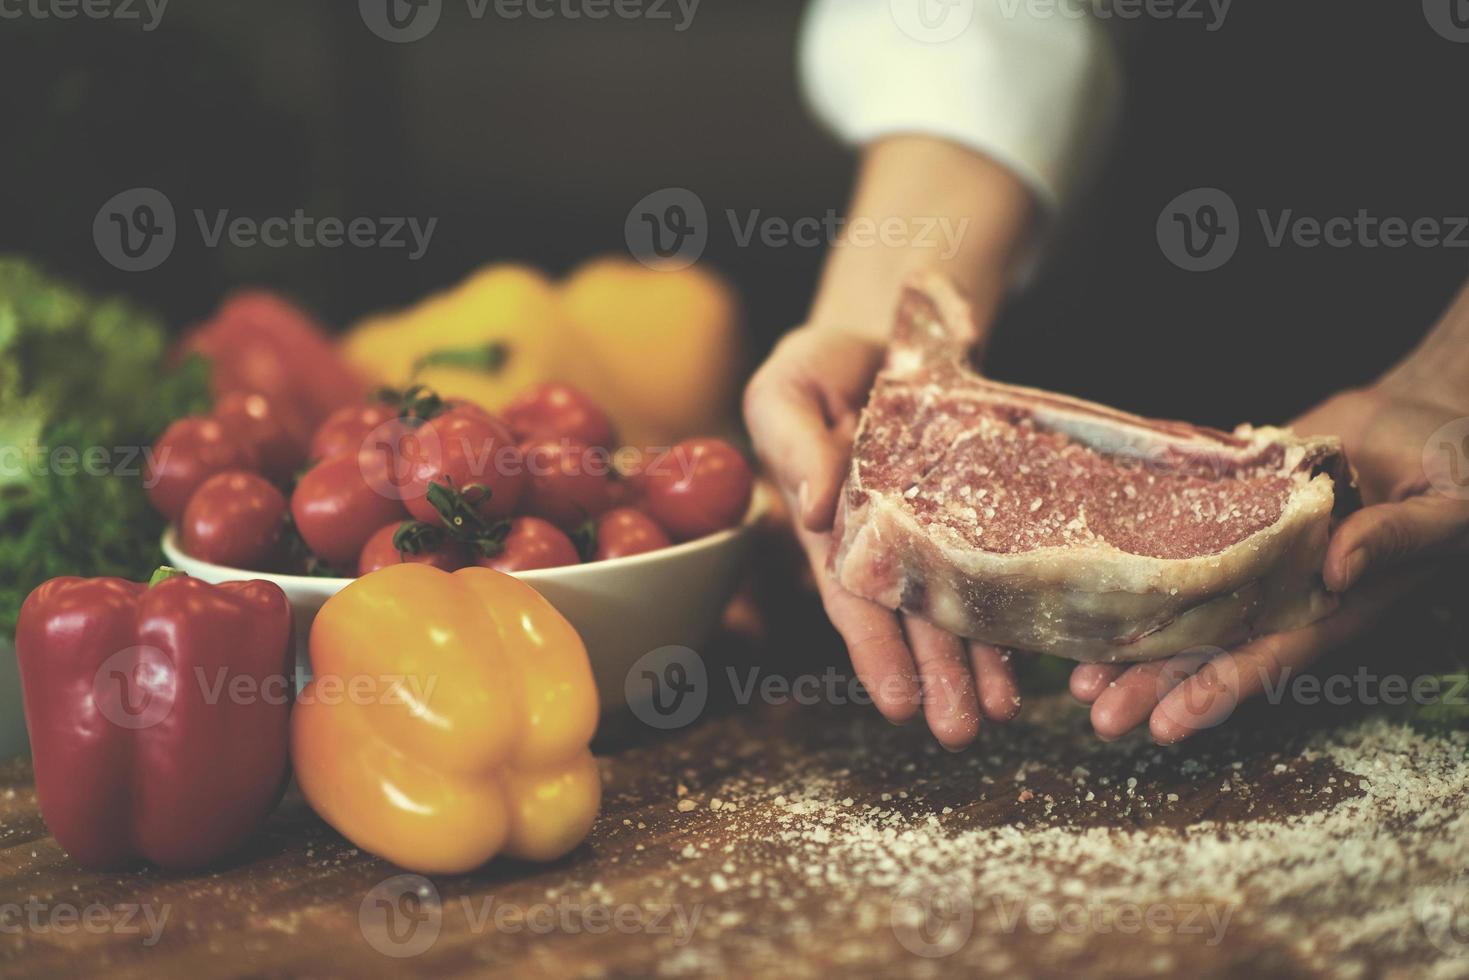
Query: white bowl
161 489 766 711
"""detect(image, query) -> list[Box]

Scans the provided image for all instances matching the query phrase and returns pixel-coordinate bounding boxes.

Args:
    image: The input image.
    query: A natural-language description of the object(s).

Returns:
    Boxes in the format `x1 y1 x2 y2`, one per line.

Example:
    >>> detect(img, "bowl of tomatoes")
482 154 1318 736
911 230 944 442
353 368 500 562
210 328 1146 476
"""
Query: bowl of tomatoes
154 381 763 710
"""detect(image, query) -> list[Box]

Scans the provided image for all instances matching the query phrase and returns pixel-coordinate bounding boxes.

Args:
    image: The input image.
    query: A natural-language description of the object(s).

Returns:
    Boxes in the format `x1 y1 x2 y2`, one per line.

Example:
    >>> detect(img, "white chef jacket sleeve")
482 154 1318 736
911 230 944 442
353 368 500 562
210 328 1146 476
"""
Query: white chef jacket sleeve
799 0 1120 213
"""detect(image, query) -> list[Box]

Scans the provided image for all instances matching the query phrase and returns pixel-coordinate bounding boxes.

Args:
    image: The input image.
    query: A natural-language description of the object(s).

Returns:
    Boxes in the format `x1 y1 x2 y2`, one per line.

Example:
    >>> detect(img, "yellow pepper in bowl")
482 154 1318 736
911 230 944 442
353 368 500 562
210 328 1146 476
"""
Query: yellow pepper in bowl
557 256 742 447
340 257 742 446
341 264 562 412
291 563 601 873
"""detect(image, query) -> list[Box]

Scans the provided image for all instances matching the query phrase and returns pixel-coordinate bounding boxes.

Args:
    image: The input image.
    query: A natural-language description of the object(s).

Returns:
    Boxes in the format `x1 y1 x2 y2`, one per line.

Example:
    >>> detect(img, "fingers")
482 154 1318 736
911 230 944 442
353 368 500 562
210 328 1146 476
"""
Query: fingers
969 642 1022 722
744 375 847 532
834 596 921 726
796 524 1005 747
1149 569 1428 744
1089 660 1180 741
904 617 981 750
797 527 920 725
743 332 863 533
1325 496 1469 592
1070 663 1125 704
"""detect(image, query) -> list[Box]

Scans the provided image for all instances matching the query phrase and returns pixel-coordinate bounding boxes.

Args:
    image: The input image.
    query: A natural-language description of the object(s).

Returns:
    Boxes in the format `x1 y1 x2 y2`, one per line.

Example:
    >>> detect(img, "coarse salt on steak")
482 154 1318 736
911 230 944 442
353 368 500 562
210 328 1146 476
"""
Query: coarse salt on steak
829 275 1351 663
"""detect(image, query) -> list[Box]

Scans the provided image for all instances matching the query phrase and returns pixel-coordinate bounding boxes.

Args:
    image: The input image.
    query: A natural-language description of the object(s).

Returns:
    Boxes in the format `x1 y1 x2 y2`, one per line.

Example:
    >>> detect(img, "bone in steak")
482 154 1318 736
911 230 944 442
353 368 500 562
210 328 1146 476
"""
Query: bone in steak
829 275 1349 662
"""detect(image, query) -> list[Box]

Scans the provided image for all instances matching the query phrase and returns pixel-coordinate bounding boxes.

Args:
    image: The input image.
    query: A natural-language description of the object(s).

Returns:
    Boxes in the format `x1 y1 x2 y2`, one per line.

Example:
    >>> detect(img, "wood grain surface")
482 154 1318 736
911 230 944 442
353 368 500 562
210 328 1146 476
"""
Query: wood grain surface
2 576 1468 979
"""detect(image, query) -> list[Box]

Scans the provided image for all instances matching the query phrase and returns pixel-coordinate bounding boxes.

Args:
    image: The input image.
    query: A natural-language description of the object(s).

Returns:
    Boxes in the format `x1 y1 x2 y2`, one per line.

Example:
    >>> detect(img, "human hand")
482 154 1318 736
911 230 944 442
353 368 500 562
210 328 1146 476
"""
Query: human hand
1069 381 1469 743
744 324 1022 750
742 135 1034 748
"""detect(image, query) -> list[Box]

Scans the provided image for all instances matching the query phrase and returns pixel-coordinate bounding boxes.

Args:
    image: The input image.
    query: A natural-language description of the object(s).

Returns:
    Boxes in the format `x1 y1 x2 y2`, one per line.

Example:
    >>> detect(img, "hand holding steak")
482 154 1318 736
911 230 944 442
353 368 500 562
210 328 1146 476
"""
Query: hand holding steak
830 275 1350 662
1075 272 1469 741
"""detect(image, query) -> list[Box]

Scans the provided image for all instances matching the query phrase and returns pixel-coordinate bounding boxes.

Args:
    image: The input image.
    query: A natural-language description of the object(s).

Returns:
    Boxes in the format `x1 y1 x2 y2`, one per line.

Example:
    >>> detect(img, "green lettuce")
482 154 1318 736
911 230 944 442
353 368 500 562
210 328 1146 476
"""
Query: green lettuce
0 258 210 632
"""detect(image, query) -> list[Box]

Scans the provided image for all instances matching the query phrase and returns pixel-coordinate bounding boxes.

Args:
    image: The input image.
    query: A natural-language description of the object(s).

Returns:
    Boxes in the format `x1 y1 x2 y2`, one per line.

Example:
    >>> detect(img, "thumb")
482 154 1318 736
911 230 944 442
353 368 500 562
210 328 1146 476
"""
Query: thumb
1324 494 1469 591
743 376 849 532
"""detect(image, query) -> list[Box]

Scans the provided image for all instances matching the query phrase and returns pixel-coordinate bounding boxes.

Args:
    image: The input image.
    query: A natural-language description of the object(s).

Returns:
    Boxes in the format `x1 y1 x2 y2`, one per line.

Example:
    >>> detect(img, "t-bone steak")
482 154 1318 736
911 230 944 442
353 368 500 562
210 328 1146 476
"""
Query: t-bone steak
829 275 1350 663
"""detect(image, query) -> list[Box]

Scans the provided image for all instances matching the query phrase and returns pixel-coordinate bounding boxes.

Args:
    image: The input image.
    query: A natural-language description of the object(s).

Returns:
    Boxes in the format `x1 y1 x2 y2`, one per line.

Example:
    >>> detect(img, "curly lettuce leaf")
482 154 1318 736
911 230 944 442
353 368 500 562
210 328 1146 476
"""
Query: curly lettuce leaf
0 257 210 632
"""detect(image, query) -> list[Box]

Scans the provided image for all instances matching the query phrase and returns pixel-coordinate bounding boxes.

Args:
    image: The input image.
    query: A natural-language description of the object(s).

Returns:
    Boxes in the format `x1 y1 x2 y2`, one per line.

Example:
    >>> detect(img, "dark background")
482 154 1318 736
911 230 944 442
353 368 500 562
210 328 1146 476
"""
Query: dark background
1 0 1465 428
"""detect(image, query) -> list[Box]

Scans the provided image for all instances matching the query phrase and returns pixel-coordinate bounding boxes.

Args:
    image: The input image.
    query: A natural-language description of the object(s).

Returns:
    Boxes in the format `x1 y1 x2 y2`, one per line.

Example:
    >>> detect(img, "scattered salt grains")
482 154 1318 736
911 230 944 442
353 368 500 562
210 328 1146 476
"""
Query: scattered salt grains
616 714 1469 976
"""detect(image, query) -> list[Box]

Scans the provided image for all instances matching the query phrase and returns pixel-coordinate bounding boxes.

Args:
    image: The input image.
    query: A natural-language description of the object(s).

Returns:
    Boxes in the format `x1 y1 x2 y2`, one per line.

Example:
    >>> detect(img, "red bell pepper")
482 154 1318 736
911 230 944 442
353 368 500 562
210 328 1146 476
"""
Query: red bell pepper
180 289 365 433
15 568 293 870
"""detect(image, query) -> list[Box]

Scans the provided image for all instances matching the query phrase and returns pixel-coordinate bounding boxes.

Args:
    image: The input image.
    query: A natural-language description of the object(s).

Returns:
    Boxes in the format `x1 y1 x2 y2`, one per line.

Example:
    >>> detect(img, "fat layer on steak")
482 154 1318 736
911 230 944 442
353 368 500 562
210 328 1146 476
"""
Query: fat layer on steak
829 275 1348 663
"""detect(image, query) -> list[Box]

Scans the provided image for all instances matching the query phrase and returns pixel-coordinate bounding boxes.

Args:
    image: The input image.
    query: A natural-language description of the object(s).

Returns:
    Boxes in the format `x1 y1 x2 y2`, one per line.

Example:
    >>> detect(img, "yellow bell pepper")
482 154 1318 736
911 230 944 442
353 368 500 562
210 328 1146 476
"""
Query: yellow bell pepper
291 563 601 873
341 264 562 412
558 256 742 447
341 257 743 445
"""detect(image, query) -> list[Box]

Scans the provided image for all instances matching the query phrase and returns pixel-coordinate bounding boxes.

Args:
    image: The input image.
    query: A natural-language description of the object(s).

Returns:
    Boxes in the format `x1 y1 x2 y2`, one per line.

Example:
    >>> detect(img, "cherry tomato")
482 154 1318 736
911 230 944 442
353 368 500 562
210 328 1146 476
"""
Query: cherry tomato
214 391 309 483
440 397 495 420
179 471 287 569
404 407 525 525
357 521 467 576
145 416 260 523
519 438 613 530
503 382 615 450
477 517 580 572
641 437 753 541
291 453 408 569
593 508 672 561
309 401 400 462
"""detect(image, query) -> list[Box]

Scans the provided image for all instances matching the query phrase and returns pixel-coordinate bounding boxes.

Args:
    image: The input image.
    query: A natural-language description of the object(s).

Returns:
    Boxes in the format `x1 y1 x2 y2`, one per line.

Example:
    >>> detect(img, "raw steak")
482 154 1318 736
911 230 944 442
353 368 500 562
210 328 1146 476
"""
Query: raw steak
829 275 1350 663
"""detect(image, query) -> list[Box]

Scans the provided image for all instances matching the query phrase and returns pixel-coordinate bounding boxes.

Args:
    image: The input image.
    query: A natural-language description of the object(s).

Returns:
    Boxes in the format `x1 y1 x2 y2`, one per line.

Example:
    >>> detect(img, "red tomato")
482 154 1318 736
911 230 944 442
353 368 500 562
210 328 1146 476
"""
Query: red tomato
593 508 672 561
641 437 753 541
182 290 365 432
179 471 287 569
357 522 467 576
404 408 525 525
309 401 400 462
291 454 408 568
145 417 260 523
214 391 309 483
477 517 580 572
503 382 615 450
440 397 494 420
519 438 613 530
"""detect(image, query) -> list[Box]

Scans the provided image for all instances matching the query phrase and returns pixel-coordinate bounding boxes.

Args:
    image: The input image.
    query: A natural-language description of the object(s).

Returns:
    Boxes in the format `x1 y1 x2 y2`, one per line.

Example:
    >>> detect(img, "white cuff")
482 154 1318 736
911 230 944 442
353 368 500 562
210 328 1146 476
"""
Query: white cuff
800 0 1120 212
